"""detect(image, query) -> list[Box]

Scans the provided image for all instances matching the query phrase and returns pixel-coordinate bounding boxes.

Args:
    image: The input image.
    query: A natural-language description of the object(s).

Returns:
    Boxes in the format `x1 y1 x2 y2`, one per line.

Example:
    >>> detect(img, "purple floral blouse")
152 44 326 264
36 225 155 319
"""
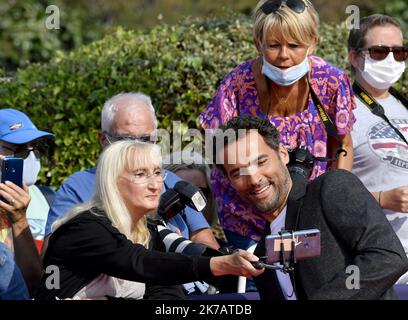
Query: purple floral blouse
200 56 356 241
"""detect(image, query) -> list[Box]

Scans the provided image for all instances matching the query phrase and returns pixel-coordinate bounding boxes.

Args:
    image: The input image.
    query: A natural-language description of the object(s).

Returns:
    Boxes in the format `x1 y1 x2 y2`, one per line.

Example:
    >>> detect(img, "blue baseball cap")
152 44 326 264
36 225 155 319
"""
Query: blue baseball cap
0 108 54 144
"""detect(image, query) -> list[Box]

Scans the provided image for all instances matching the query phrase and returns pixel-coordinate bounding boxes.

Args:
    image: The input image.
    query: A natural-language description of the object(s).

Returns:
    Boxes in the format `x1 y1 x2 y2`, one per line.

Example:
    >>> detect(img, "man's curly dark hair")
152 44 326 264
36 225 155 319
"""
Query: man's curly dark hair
211 115 281 170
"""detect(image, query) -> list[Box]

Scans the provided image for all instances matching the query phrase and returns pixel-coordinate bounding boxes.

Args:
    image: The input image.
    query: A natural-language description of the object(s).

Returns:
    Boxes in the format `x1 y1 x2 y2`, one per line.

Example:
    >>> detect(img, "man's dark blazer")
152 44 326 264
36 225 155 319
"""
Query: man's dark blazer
254 169 408 300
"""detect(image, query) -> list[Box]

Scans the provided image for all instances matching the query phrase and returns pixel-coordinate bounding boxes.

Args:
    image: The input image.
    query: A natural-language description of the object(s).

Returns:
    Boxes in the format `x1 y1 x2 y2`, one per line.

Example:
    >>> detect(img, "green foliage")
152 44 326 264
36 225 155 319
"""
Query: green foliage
382 0 408 37
0 14 407 187
2 0 408 73
0 0 104 73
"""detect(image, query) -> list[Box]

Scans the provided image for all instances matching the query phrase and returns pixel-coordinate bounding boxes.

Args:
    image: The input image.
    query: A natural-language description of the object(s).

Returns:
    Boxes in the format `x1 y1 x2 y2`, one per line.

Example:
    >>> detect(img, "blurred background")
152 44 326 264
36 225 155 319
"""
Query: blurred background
1 0 407 74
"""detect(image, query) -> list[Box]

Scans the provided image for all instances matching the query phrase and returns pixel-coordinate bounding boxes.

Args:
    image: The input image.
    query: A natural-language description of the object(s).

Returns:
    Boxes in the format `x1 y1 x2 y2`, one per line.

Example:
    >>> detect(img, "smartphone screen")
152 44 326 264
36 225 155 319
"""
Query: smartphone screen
0 157 24 188
265 229 321 264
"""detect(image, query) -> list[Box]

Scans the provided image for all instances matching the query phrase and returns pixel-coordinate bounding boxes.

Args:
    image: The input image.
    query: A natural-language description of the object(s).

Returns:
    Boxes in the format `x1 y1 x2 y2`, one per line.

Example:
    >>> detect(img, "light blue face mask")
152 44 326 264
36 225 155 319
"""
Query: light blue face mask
23 151 41 186
262 54 310 86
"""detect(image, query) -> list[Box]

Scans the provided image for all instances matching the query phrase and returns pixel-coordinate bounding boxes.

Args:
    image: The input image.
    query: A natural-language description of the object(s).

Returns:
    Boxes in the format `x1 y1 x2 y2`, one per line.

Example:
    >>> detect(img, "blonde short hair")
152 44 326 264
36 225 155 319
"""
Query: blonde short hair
53 140 162 247
252 0 319 46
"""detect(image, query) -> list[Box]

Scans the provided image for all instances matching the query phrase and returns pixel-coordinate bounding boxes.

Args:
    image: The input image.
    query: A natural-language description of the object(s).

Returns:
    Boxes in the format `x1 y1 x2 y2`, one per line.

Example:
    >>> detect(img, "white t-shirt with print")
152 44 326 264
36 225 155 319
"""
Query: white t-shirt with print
352 93 408 283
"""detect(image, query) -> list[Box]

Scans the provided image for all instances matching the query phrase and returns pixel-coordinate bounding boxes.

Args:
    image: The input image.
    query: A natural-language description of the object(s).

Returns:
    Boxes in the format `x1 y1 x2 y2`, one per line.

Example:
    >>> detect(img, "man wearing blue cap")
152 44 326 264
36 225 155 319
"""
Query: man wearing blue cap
0 108 55 297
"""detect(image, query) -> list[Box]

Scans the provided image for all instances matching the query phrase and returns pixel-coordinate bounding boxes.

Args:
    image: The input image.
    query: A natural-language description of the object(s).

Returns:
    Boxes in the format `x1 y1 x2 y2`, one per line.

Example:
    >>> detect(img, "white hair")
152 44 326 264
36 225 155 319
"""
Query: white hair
101 92 158 133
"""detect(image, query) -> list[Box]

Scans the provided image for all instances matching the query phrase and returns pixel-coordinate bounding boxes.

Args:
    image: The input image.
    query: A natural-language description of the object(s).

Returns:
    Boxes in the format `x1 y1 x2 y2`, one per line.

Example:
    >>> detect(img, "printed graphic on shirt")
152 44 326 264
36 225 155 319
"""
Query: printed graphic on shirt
368 119 408 171
28 218 46 240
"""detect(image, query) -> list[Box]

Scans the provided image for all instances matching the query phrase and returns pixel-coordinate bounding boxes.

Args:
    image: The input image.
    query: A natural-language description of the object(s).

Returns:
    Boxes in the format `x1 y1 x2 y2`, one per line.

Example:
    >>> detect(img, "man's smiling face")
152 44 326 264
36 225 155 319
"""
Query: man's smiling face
221 130 292 215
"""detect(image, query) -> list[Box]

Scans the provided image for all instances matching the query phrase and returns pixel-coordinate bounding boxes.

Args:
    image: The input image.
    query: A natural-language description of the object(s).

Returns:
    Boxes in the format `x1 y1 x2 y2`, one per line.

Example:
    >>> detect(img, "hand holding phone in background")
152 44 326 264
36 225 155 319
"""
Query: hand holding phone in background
265 229 321 265
0 156 31 225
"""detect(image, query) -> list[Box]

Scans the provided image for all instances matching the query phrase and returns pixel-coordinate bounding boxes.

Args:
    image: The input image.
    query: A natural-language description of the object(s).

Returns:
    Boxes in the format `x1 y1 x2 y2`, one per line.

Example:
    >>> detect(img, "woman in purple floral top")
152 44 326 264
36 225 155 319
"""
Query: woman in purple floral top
200 0 356 247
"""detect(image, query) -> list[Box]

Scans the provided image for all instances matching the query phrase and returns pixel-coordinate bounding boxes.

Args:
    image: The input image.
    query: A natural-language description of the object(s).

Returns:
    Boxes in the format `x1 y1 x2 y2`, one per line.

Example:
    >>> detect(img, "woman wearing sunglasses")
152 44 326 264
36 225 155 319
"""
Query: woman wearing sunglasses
348 14 408 284
200 0 356 250
35 141 264 300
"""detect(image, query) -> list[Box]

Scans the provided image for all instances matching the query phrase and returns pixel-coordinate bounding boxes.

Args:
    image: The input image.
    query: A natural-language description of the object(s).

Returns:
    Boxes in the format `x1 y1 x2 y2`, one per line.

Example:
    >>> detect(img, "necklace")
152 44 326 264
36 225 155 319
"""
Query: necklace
272 90 290 105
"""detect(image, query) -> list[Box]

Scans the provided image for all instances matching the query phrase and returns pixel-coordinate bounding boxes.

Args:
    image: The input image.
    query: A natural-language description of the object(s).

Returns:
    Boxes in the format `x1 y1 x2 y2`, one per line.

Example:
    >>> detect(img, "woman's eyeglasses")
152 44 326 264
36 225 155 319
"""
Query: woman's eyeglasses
357 46 408 62
122 169 167 184
261 0 306 15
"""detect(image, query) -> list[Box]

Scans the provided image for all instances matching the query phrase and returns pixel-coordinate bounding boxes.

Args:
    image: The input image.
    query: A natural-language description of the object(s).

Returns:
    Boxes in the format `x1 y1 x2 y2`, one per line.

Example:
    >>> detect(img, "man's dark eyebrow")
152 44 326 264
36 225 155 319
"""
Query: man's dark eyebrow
228 154 269 176
228 167 241 177
254 154 269 164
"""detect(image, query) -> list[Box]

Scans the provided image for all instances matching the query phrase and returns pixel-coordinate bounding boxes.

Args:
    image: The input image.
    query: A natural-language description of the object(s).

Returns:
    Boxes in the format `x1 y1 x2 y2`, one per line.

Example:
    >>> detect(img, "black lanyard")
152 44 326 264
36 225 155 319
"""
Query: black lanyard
307 77 347 160
307 78 341 141
352 82 408 146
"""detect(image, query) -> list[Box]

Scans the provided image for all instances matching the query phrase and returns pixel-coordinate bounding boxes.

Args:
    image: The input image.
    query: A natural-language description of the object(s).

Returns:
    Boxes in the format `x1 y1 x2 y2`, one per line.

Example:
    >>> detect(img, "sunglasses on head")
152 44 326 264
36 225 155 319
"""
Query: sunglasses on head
261 0 306 15
357 46 408 62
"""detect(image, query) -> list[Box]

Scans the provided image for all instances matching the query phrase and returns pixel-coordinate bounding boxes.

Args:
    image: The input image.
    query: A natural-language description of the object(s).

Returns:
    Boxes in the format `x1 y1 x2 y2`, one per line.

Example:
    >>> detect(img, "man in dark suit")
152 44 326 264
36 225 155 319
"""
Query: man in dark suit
211 115 408 299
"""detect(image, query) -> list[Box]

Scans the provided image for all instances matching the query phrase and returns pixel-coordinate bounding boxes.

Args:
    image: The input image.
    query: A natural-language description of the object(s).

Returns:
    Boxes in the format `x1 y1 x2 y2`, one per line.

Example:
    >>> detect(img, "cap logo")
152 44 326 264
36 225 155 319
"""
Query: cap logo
9 123 23 130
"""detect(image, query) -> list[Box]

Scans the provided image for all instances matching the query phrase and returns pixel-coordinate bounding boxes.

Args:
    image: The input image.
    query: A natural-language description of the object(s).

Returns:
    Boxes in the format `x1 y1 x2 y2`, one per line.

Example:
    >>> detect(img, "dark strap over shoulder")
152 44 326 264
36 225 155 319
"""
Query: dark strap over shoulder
307 78 340 141
389 87 408 109
35 185 56 207
353 82 408 146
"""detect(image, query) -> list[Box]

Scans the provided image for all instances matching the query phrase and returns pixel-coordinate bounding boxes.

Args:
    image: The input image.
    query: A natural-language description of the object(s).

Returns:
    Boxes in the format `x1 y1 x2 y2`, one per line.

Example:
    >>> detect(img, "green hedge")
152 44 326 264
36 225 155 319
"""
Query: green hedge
0 0 104 73
1 14 407 187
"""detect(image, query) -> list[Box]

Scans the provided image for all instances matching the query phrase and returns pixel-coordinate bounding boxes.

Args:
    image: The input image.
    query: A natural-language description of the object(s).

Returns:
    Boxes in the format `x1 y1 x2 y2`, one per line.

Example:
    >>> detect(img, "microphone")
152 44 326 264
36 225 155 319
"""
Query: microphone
173 181 207 212
157 180 207 221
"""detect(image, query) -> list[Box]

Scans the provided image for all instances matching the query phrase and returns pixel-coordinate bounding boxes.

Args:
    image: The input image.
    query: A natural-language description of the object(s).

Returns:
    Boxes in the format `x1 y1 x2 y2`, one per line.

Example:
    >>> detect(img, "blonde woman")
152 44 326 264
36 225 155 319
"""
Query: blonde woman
200 0 356 249
34 141 263 300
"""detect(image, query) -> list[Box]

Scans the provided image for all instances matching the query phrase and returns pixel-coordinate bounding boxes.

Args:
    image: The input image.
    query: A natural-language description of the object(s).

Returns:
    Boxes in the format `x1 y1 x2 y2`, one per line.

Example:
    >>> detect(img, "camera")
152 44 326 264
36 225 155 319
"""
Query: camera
287 146 314 180
158 180 207 221
154 221 222 257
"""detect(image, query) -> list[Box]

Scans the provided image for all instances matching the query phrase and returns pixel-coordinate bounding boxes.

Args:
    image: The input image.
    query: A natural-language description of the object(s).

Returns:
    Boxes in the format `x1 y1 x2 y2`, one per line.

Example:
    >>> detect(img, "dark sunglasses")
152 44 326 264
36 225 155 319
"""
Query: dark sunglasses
104 131 158 144
0 142 46 159
261 0 306 15
357 46 408 62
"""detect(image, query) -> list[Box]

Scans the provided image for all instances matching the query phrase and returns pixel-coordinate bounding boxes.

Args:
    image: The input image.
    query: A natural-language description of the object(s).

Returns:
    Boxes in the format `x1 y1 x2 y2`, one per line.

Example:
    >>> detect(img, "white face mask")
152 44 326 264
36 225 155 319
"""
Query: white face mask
23 151 41 186
360 53 406 90
262 53 310 86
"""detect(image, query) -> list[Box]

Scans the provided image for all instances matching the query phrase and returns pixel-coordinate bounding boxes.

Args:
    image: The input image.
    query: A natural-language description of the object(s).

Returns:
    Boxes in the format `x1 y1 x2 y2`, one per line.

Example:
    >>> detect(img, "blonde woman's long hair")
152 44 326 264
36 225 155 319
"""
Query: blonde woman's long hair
52 140 163 247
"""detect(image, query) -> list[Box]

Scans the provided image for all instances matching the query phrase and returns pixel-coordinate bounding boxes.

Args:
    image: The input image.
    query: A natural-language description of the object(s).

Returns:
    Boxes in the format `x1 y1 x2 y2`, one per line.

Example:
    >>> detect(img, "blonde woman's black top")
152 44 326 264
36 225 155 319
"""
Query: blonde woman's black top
34 209 213 300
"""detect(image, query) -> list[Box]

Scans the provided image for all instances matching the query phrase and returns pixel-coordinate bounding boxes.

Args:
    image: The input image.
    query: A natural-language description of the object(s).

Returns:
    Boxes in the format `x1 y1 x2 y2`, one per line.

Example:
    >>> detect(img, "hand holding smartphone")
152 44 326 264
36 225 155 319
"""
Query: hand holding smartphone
0 157 24 204
1 157 23 187
0 157 29 226
265 229 321 264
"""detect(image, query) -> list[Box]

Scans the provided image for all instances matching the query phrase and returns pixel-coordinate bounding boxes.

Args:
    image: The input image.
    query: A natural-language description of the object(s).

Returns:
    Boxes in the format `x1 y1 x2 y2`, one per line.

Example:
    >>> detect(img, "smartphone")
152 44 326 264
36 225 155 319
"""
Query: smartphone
265 229 321 264
0 157 24 188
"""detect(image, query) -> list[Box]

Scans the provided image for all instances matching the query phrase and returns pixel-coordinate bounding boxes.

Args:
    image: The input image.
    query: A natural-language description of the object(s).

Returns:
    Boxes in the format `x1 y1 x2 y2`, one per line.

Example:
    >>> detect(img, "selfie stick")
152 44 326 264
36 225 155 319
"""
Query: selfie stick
252 230 297 273
278 230 296 273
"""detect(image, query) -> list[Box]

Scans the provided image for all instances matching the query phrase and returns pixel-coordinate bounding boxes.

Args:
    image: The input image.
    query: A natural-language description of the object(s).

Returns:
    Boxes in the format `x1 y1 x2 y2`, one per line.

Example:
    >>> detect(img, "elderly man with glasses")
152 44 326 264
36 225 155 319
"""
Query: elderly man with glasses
45 92 219 244
43 93 220 295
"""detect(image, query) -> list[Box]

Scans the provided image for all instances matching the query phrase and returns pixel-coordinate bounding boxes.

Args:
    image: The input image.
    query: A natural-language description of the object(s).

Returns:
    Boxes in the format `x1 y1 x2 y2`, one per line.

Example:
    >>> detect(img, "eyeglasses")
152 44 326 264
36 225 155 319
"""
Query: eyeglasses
0 142 45 159
357 46 408 62
260 0 306 15
121 169 167 184
104 131 158 144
